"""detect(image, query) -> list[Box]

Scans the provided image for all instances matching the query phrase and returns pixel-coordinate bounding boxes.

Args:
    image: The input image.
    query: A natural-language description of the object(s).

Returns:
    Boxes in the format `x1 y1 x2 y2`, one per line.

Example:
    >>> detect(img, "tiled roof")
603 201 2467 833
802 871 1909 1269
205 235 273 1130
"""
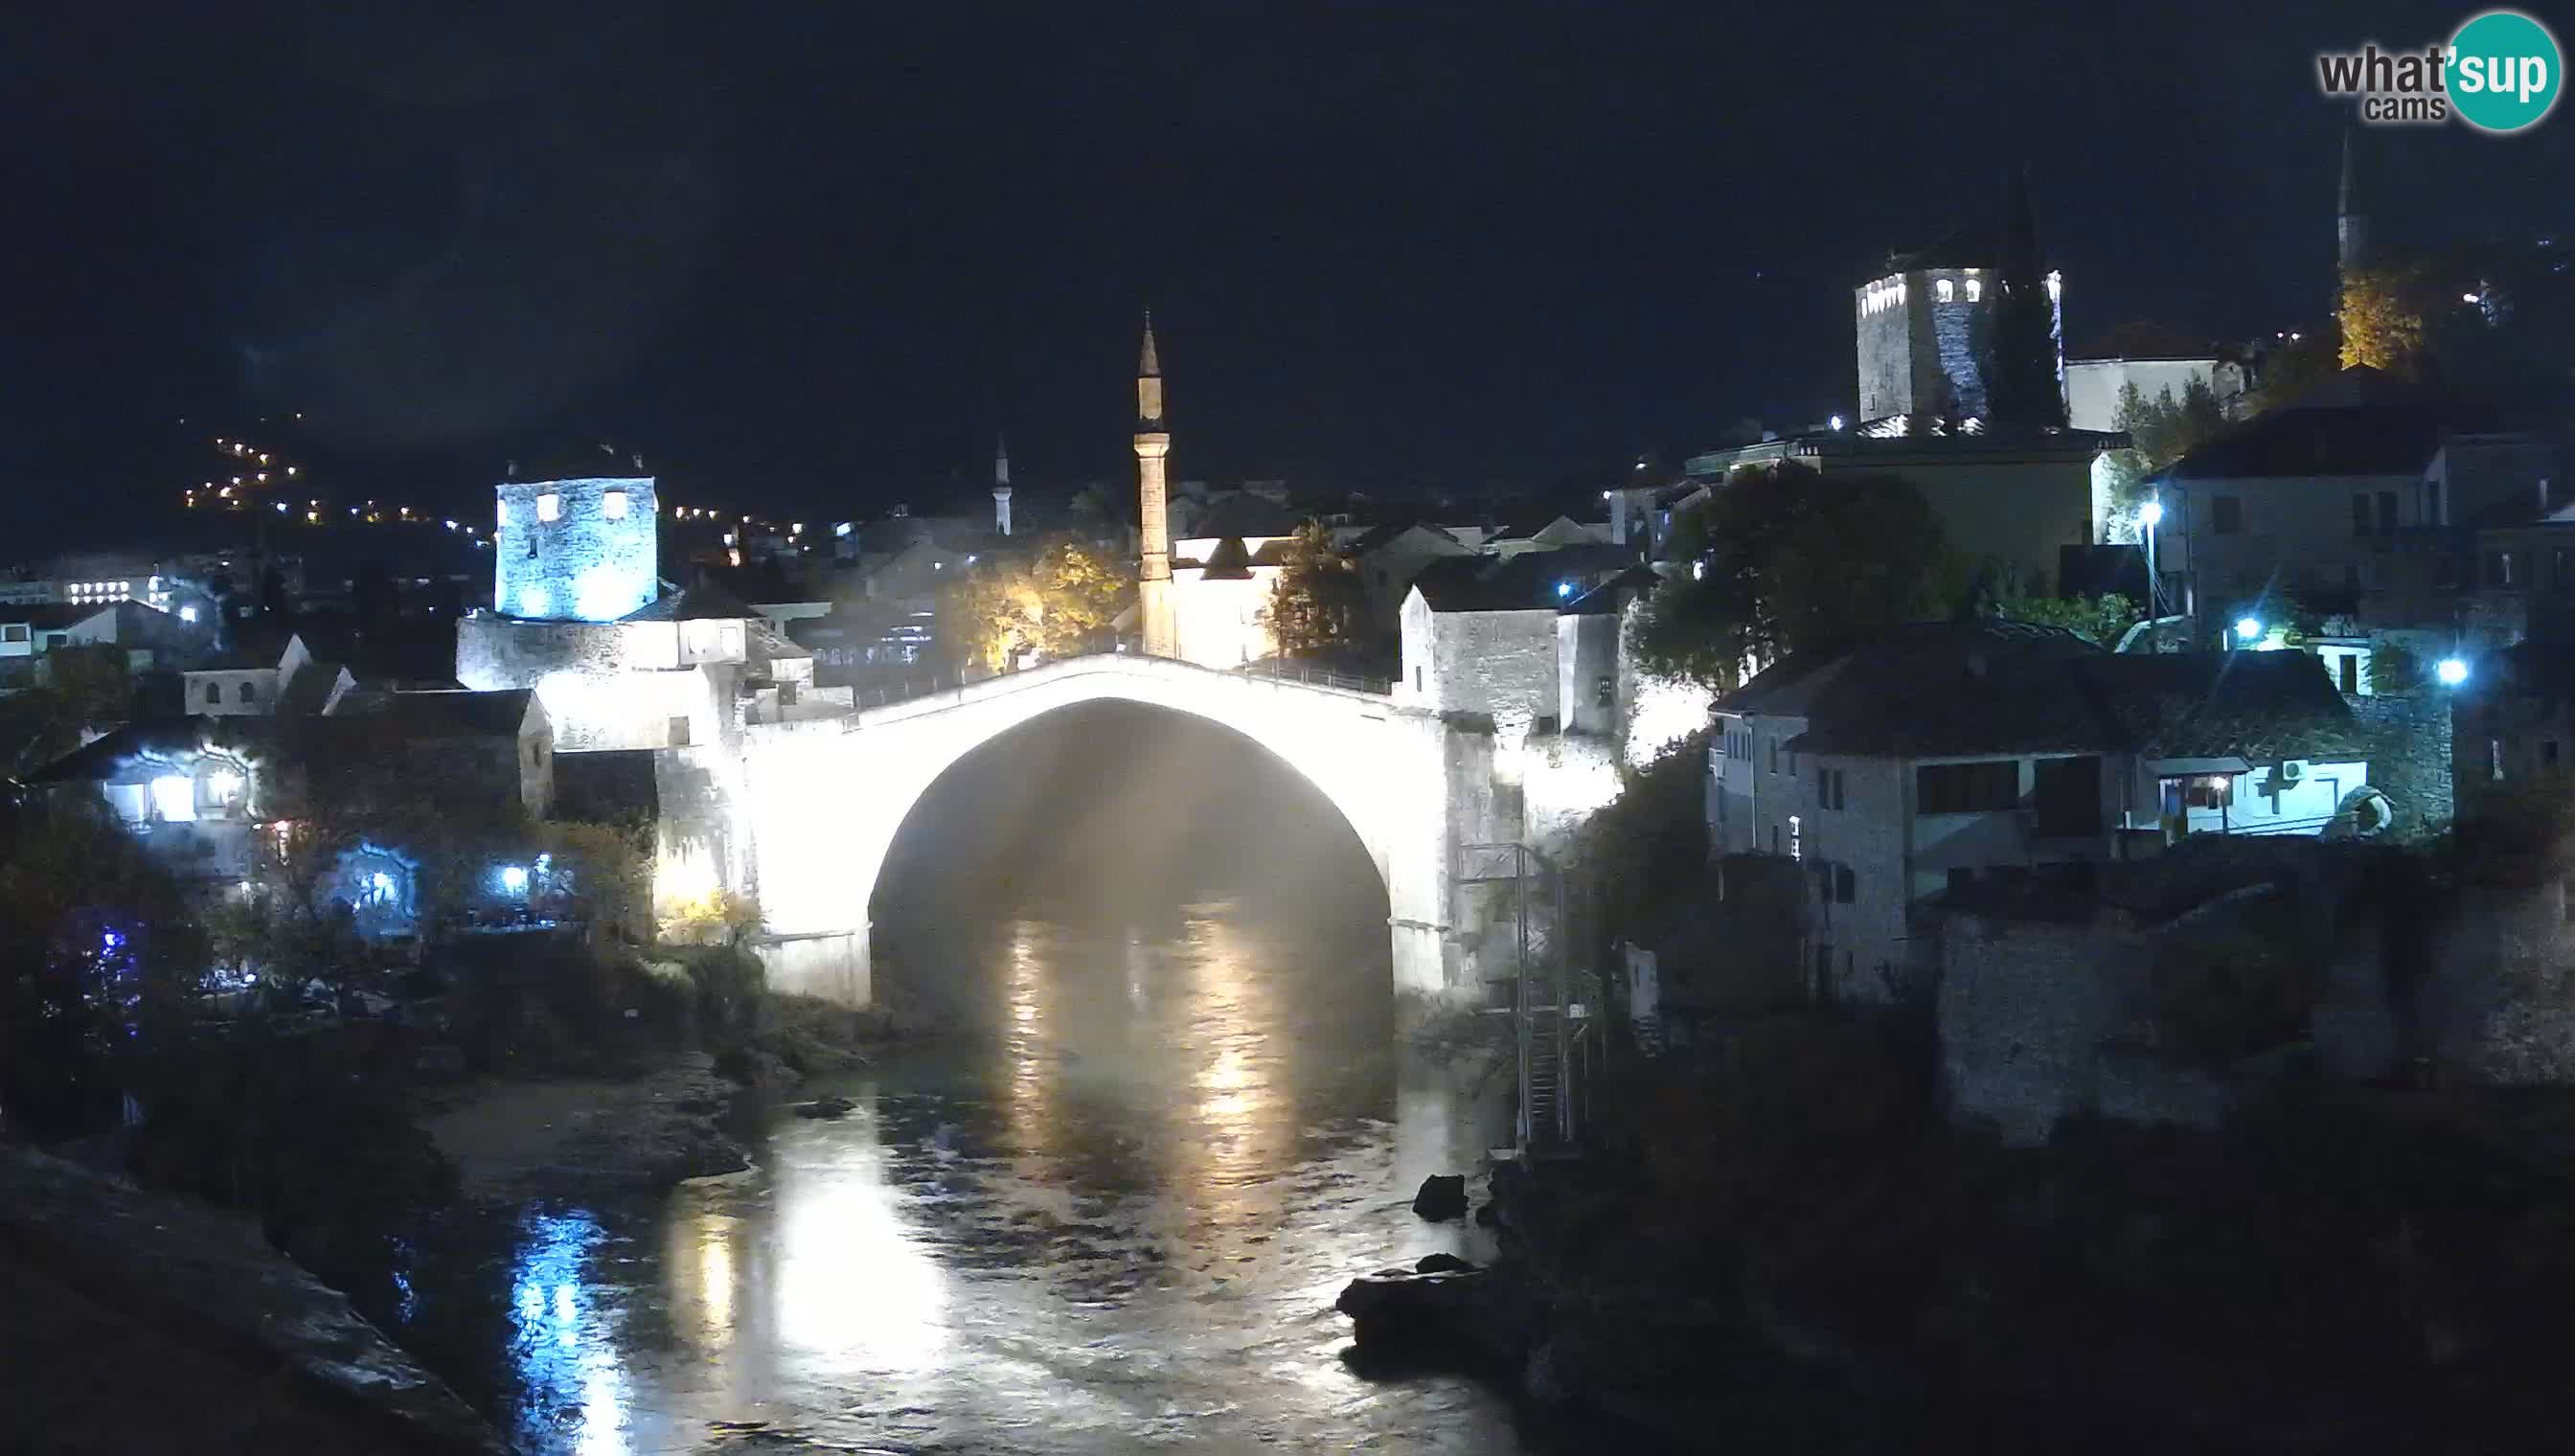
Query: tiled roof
1745 624 2361 762
2159 368 2484 482
621 582 758 622
330 688 537 738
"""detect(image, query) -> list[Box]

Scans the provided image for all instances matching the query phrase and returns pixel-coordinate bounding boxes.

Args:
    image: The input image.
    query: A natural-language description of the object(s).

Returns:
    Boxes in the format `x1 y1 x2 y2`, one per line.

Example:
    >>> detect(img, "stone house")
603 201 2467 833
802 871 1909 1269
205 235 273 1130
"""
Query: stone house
1710 622 2372 1001
1346 521 1473 634
1398 548 1638 744
2150 365 2554 650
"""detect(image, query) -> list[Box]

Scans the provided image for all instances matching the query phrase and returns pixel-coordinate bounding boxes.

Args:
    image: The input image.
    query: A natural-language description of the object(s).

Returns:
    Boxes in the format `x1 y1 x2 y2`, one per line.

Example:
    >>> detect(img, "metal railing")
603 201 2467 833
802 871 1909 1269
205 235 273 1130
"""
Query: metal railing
1234 659 1394 694
1458 841 1593 1154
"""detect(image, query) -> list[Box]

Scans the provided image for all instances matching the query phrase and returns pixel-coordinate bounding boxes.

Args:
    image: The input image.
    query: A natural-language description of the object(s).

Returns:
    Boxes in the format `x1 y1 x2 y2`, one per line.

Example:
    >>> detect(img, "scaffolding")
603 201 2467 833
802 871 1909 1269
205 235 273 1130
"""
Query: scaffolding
1457 841 1596 1154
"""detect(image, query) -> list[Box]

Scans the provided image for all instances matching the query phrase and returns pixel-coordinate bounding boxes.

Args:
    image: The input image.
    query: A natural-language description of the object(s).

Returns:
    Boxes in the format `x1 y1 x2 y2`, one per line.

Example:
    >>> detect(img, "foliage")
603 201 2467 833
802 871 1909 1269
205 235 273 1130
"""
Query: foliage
2153 924 2309 1064
2095 379 2229 537
1983 588 2142 646
1564 734 1710 951
2366 638 2425 694
0 645 132 777
1258 519 1366 658
1980 175 2067 428
660 886 763 945
937 534 1133 671
539 818 653 941
1629 463 1963 690
2338 263 2428 374
0 796 206 1137
2239 327 2341 417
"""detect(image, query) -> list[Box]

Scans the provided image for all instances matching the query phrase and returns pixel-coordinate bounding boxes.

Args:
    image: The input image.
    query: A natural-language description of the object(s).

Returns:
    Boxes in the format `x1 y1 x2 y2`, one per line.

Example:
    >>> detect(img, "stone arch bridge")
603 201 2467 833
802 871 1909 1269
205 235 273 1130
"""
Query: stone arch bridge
710 653 1583 1011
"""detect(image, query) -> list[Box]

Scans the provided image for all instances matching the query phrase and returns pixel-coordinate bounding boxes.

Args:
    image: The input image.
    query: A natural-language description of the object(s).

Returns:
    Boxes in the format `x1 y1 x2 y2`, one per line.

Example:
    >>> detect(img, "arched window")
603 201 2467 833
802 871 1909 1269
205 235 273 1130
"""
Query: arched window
240 681 258 704
1966 278 1984 303
205 681 223 705
1936 278 1955 303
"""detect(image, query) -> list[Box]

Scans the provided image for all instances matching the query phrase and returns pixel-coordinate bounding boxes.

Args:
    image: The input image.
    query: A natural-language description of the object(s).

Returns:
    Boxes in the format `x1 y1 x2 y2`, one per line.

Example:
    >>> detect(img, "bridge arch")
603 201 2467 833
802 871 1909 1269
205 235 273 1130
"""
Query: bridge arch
730 655 1465 1009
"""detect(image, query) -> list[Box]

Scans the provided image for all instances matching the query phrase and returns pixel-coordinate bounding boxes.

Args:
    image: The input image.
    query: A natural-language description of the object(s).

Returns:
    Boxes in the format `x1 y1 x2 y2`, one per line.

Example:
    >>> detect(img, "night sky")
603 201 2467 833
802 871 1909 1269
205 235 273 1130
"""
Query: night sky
4 0 2566 547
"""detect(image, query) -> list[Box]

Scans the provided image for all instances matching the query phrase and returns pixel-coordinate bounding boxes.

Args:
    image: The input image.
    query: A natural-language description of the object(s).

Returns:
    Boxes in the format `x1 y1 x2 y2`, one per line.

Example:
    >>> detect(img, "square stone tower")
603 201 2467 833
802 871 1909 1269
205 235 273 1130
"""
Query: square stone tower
493 475 659 621
1856 226 2063 421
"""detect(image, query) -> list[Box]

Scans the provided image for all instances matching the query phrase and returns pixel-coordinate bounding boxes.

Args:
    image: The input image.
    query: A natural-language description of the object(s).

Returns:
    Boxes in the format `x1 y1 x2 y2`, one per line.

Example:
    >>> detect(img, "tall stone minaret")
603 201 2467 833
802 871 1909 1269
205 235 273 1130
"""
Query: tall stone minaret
1134 313 1177 658
991 434 1014 536
2336 128 2369 275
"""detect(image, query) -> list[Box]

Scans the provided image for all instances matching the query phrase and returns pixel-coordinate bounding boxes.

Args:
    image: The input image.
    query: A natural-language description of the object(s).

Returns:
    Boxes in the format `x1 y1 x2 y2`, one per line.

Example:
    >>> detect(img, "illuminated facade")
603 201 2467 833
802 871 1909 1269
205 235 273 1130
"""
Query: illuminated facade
494 475 659 623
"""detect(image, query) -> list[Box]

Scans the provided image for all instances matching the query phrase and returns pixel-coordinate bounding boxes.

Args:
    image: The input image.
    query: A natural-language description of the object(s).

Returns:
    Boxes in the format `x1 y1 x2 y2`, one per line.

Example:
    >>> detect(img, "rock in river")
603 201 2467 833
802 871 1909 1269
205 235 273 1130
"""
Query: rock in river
1410 1172 1468 1220
793 1095 856 1120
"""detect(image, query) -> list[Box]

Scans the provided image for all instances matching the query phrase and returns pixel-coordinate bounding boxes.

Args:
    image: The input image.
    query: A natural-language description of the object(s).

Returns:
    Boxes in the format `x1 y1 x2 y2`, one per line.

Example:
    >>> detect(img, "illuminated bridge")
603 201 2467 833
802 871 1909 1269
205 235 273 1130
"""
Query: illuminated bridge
723 652 1533 1012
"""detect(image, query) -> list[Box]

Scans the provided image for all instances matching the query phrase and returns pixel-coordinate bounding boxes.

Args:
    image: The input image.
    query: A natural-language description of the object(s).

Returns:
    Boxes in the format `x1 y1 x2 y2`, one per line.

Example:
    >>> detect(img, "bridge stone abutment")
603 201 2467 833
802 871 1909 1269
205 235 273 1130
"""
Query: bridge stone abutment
729 657 1504 1014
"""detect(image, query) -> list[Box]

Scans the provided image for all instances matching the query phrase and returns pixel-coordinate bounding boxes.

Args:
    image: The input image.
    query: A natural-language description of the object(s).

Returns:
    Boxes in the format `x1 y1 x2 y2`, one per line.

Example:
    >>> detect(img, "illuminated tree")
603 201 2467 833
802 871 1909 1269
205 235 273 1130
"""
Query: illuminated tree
1983 588 2141 646
2339 264 2428 374
936 535 1133 671
1259 520 1366 658
2096 378 2229 534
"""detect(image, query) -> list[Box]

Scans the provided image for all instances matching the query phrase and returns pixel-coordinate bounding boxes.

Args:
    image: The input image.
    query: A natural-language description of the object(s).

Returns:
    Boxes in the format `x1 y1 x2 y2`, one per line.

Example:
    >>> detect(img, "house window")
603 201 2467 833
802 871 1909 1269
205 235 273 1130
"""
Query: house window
1965 278 1983 302
1916 761 2018 814
2490 551 2518 587
2377 491 2398 534
670 716 693 747
1834 863 1855 903
536 492 562 522
1770 825 1780 854
2426 481 2443 525
2031 756 2103 837
1936 278 1955 303
2492 738 2505 783
1788 814 1802 860
1819 767 1846 809
2338 654 2360 694
2555 548 2575 585
239 681 257 704
2352 494 2372 535
1595 675 1615 708
2211 496 2244 535
205 681 223 704
2545 740 2562 769
603 489 628 520
1413 667 1424 693
0 624 25 643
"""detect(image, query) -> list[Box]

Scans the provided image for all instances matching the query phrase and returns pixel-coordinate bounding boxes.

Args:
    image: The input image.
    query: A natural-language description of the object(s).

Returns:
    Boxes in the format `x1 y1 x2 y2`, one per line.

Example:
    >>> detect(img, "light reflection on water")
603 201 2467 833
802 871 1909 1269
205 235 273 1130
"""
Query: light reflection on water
485 906 1522 1454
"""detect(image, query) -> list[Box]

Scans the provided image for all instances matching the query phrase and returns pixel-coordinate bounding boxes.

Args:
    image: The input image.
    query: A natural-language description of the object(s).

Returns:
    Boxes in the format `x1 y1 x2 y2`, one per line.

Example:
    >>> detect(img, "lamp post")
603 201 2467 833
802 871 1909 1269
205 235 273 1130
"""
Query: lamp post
2139 497 2163 650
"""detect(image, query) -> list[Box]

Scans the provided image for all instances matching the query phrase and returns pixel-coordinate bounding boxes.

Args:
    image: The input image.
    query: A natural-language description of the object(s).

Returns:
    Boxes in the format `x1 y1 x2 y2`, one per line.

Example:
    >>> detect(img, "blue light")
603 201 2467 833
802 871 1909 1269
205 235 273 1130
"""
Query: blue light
2235 617 2263 643
1556 580 1574 599
499 864 529 894
2437 656 2471 687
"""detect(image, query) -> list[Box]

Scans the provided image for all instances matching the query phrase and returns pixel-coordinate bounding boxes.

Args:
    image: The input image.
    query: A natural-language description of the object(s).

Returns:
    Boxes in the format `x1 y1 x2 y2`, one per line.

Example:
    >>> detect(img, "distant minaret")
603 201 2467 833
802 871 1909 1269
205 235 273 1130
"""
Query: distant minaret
1134 312 1176 658
991 434 1014 537
2336 128 2369 275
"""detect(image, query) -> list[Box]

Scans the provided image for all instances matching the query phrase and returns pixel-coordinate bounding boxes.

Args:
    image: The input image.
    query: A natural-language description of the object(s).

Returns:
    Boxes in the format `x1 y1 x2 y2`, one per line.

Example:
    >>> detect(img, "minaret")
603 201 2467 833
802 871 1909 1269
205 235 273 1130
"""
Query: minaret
2336 128 2369 275
991 434 1014 536
1134 312 1177 658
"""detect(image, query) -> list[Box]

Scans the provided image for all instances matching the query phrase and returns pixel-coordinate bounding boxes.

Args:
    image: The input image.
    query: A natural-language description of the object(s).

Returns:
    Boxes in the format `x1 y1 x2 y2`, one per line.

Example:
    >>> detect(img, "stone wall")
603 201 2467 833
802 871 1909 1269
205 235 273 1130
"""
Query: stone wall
492 475 657 621
2349 691 2453 837
1935 908 2230 1147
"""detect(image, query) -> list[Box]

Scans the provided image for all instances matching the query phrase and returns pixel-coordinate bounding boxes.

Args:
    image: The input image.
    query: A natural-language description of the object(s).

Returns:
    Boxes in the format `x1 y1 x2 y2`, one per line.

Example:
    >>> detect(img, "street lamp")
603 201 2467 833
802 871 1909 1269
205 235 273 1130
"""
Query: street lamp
2235 616 2264 644
2437 656 2471 687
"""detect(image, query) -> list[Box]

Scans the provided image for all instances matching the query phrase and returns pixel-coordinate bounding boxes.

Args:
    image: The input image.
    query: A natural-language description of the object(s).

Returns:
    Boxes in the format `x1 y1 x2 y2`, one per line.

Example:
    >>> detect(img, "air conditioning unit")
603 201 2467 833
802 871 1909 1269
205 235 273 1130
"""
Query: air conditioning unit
2277 761 2304 785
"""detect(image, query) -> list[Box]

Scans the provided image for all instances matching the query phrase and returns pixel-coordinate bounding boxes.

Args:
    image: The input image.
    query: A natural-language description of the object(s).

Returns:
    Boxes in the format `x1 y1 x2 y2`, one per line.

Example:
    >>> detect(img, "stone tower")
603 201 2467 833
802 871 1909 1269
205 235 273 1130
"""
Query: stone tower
1134 314 1177 658
492 470 658 622
2337 128 2370 275
991 434 1014 537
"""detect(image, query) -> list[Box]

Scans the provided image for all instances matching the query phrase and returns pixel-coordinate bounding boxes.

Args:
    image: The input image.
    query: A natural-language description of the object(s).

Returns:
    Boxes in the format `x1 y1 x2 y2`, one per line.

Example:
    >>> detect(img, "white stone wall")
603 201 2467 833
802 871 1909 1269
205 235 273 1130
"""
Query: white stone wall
1557 614 1619 736
1167 567 1276 669
1427 609 1560 743
493 476 658 622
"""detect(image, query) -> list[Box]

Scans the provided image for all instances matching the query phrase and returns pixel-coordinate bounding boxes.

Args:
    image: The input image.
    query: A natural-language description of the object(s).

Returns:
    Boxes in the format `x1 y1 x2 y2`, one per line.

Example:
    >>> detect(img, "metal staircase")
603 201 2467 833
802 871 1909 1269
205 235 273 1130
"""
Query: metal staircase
1458 841 1594 1156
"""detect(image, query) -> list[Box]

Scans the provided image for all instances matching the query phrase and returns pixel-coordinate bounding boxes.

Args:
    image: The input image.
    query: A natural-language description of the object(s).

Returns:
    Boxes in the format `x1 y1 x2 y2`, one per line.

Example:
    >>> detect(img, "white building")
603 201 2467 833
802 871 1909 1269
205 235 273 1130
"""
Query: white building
1710 622 2373 1000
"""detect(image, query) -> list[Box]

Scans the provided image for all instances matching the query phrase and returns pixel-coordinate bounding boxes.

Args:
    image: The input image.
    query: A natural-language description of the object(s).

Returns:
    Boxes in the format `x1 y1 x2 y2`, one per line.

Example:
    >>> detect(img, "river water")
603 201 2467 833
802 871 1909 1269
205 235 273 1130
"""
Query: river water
408 903 1552 1455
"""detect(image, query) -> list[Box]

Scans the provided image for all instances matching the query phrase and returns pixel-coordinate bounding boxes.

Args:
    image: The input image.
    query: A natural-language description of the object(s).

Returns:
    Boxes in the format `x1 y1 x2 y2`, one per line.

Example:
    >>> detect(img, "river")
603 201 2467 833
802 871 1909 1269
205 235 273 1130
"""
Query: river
398 902 1557 1454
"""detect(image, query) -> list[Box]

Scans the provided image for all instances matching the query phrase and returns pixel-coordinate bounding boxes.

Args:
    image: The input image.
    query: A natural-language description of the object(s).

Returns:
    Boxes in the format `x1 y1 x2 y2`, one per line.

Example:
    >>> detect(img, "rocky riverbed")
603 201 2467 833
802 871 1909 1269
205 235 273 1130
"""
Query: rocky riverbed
417 1053 751 1204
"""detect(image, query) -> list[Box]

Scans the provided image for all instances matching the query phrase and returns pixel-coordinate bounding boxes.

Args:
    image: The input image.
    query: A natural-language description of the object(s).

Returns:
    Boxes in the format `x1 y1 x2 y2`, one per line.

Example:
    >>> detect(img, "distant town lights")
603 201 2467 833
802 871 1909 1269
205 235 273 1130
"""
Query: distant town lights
2437 657 2471 687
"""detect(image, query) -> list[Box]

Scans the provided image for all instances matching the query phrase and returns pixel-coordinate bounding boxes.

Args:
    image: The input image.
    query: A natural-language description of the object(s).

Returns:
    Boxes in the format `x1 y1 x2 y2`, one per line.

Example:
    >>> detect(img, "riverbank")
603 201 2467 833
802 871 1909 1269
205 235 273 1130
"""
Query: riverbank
0 1148 507 1456
1340 1012 2575 1450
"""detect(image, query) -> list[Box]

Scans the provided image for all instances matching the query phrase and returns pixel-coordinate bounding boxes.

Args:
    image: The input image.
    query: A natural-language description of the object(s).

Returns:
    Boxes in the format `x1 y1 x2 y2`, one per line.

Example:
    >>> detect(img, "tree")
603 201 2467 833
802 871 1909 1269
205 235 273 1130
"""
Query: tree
1984 587 2142 646
1980 171 2067 428
2339 263 2428 374
2096 379 2229 537
1630 463 1964 690
0 645 133 777
1259 520 1366 659
936 535 1133 672
0 796 206 1137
